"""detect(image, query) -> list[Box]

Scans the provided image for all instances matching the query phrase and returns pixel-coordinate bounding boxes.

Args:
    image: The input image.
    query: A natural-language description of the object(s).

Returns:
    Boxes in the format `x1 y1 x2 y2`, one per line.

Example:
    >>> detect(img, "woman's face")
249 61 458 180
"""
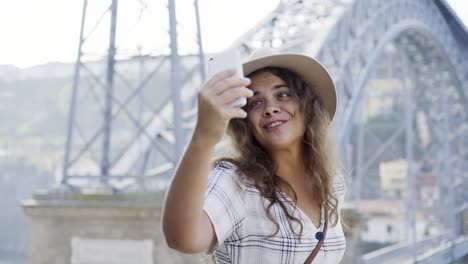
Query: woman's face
246 71 306 152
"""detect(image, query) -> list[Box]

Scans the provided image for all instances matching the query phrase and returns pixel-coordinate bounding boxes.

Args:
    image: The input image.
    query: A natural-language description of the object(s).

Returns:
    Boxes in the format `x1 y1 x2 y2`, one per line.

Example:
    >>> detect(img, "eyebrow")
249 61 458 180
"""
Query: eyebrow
252 84 288 96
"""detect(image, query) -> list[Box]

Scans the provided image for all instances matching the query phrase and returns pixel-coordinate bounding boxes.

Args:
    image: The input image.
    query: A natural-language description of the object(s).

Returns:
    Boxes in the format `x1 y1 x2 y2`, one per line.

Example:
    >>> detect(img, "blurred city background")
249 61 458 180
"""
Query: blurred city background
0 0 467 263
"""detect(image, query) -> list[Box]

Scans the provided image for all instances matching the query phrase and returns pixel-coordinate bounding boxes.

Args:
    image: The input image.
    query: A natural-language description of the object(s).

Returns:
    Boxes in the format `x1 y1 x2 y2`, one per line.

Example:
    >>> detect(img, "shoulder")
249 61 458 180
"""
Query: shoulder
332 174 346 203
207 160 247 194
332 174 346 193
212 159 238 171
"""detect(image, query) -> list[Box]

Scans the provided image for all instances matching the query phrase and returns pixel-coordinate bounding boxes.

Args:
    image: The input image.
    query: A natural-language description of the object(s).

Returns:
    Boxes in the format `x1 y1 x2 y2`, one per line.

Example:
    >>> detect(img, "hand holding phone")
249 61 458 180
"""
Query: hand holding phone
208 48 247 108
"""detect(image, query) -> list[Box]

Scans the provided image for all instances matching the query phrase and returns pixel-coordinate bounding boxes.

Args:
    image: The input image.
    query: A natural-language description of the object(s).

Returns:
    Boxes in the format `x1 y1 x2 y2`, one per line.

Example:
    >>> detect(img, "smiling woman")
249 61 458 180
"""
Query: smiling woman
162 47 347 264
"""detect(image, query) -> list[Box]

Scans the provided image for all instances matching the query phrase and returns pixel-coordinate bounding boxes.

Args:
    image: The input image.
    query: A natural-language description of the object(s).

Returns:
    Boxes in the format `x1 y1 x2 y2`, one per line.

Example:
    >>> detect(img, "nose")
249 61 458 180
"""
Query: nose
263 102 281 117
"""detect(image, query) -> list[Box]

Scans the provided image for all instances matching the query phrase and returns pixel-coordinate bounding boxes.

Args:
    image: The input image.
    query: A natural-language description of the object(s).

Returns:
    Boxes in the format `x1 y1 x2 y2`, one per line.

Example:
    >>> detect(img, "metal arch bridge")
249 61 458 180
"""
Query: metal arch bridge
60 0 467 263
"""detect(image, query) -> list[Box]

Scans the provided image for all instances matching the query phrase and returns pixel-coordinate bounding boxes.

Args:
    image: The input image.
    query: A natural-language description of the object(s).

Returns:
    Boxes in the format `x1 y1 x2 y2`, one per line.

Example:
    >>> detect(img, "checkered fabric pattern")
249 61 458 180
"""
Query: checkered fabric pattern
203 162 346 264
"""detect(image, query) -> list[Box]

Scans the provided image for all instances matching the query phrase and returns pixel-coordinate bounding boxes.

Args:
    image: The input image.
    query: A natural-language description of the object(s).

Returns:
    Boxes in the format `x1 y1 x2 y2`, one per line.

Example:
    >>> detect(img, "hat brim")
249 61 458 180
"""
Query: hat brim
243 54 337 122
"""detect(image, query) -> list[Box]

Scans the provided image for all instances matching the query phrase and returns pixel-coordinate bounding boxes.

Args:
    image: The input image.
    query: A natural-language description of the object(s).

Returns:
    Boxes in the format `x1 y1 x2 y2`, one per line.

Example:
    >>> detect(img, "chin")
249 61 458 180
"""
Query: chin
254 130 303 151
264 138 300 151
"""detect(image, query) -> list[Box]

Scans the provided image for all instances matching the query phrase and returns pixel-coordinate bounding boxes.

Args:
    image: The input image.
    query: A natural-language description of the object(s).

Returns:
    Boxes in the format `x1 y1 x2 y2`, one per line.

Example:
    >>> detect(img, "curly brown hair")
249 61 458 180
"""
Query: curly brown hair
214 67 339 239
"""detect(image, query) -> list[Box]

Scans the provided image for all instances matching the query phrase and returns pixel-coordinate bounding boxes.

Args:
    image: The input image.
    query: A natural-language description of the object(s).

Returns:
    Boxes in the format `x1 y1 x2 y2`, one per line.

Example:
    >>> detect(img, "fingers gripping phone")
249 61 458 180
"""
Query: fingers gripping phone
208 48 247 108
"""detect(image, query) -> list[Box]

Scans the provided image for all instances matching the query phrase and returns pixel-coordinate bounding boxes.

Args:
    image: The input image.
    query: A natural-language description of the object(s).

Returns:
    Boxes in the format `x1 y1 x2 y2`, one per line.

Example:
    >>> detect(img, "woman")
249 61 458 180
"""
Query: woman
162 48 346 263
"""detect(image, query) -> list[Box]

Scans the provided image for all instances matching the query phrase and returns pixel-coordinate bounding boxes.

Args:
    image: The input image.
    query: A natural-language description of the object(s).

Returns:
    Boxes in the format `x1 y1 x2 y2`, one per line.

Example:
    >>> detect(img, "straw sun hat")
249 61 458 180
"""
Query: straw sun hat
242 47 337 122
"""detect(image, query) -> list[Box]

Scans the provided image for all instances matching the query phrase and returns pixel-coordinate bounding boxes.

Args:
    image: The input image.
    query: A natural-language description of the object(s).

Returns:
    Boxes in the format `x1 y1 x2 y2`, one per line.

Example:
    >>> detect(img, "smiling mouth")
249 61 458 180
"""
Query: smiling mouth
264 121 287 129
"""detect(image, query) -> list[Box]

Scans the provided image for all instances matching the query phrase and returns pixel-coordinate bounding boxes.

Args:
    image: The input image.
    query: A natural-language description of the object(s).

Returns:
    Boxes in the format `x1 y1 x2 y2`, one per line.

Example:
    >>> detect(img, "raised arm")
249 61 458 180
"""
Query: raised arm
161 69 251 253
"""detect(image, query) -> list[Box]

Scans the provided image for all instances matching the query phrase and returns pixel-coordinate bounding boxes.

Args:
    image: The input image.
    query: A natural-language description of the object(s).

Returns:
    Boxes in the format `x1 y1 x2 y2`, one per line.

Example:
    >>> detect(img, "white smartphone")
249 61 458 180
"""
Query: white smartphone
208 48 247 108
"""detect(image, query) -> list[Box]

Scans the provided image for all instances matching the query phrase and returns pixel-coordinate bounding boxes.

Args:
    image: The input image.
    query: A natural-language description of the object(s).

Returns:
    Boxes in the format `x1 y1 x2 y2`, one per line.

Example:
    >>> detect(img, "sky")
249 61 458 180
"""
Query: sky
0 0 466 69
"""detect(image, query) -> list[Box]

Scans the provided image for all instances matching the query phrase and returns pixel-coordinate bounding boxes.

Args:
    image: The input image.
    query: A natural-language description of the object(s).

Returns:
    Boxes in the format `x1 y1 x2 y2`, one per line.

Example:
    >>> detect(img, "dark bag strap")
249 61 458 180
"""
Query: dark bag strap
304 219 328 264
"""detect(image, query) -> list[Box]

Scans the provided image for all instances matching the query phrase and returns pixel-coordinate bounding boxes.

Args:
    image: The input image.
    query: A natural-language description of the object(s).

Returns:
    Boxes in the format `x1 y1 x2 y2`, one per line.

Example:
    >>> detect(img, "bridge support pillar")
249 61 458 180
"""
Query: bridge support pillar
463 210 468 235
341 207 365 264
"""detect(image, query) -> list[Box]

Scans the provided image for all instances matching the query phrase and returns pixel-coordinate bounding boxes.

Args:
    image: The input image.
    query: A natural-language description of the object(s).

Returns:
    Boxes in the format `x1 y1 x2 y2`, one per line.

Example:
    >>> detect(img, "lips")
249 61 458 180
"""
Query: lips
263 120 287 130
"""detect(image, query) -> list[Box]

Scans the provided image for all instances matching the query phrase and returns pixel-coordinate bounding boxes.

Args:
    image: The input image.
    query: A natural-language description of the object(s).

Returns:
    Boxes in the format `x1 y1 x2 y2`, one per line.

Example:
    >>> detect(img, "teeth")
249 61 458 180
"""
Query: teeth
266 121 284 128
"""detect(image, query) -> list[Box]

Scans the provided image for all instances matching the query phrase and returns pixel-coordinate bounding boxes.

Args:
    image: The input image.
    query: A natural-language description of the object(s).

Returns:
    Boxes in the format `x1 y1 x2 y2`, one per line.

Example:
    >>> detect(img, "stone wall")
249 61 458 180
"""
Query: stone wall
22 189 209 264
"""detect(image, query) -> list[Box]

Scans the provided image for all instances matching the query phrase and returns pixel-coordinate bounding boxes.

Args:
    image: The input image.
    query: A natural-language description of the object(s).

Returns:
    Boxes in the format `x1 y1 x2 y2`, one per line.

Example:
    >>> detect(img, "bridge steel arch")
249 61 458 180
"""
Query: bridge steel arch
312 0 467 157
312 0 468 240
325 0 466 260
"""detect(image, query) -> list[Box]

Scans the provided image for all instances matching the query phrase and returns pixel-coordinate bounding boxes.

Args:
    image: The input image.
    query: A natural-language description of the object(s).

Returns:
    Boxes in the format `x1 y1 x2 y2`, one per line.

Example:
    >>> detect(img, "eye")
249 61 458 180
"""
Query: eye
278 92 290 99
249 100 262 109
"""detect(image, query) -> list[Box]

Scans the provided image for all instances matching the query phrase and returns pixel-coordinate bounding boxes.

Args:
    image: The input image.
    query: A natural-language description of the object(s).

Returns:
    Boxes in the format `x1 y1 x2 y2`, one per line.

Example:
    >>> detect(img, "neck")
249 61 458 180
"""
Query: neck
269 143 305 186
